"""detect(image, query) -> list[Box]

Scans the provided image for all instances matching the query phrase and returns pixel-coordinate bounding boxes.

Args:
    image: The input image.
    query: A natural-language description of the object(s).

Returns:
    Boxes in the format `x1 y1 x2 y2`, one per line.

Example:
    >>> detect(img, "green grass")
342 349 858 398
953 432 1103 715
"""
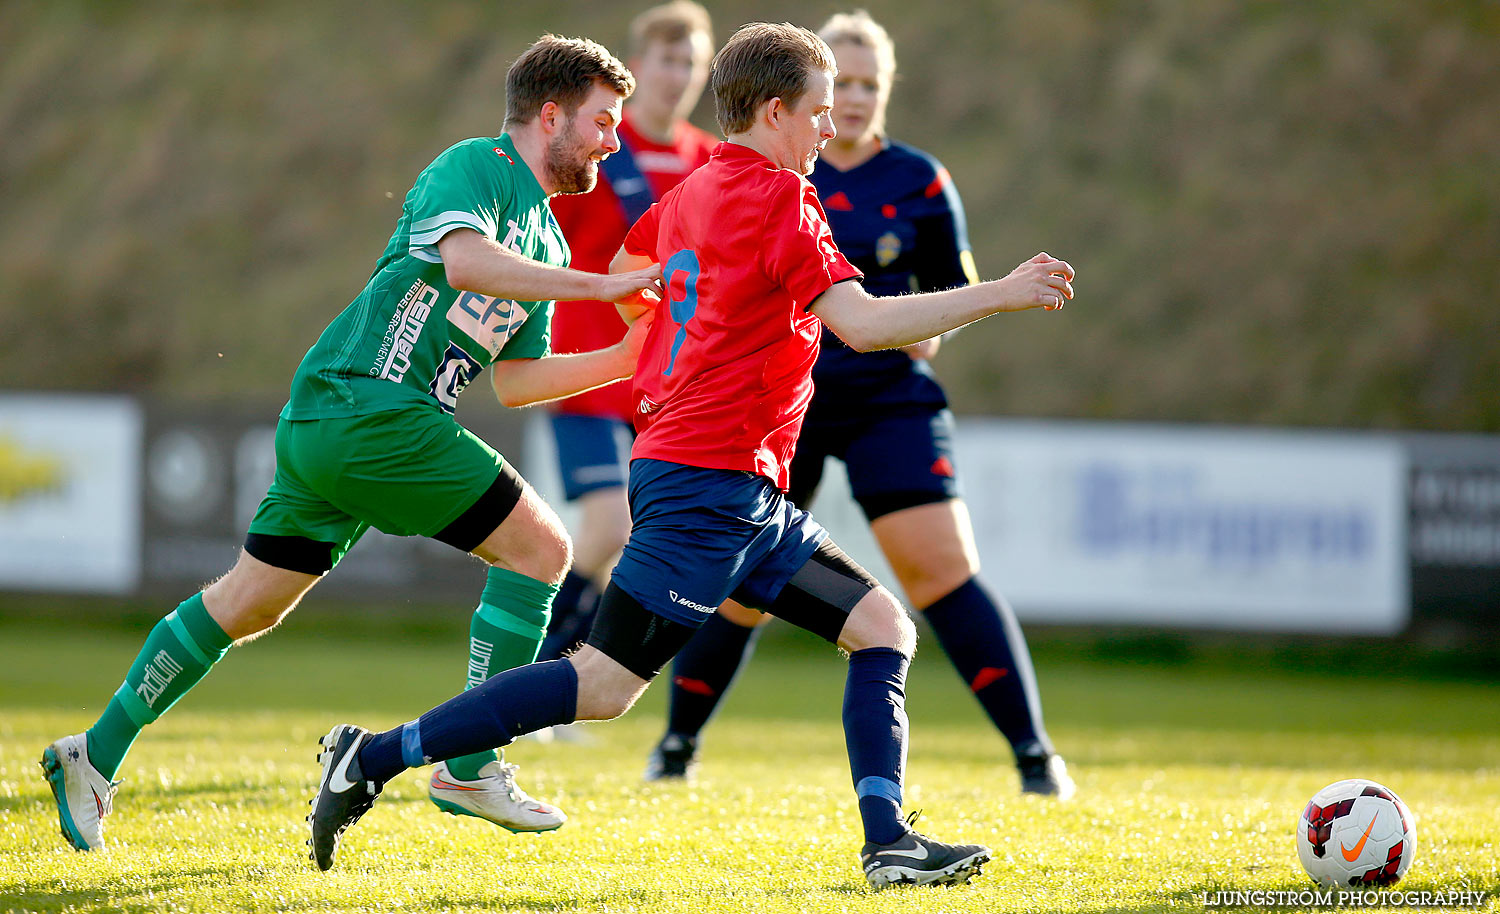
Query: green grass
1 612 1497 914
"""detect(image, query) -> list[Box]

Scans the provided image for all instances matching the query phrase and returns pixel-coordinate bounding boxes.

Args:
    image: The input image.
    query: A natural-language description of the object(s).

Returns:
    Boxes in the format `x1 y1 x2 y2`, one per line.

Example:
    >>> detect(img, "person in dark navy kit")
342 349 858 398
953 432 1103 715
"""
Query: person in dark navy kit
309 21 1074 888
643 10 1075 801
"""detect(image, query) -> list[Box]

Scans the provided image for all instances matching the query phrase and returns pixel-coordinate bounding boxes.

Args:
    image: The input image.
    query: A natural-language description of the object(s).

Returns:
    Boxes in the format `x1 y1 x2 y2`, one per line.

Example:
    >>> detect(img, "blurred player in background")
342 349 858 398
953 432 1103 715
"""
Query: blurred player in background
310 22 1074 887
41 35 661 852
538 1 717 670
643 10 1075 802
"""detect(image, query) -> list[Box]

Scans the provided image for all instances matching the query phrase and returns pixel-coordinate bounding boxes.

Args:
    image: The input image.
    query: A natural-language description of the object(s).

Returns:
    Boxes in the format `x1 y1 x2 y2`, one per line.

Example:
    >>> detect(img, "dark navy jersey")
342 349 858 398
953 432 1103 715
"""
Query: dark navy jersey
809 139 979 418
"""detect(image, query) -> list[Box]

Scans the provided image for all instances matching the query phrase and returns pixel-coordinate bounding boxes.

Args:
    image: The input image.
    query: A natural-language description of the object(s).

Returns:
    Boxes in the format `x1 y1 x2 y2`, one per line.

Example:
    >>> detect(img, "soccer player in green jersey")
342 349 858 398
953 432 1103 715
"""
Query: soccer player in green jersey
40 34 662 852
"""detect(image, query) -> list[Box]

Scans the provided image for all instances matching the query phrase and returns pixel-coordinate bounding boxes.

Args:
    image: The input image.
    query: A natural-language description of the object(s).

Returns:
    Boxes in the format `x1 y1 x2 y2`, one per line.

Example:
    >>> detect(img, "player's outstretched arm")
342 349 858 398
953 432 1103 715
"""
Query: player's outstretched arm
439 229 662 305
489 311 654 408
811 253 1074 352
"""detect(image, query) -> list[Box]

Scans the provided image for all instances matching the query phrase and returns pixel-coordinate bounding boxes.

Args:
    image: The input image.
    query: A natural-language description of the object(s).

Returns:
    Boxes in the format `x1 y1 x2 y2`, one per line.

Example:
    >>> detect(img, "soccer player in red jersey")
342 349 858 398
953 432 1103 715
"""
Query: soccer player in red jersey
540 1 718 669
312 22 1074 889
643 11 1074 800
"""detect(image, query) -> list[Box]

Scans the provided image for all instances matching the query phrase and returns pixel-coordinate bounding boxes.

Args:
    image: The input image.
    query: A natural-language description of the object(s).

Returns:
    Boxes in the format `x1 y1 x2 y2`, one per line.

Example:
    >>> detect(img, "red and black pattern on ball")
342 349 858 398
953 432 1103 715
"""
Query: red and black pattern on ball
1352 840 1405 886
1364 788 1417 837
1303 798 1356 858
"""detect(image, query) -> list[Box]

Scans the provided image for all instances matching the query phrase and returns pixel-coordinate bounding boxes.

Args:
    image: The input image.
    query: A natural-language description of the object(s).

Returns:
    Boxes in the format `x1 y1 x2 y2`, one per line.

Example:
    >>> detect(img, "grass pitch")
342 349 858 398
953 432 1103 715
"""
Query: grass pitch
1 610 1497 914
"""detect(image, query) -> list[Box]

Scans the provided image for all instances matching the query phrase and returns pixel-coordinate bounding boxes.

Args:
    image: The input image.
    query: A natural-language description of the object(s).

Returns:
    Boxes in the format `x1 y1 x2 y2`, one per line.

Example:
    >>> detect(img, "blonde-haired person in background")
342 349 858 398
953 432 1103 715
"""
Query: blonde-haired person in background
643 9 1076 802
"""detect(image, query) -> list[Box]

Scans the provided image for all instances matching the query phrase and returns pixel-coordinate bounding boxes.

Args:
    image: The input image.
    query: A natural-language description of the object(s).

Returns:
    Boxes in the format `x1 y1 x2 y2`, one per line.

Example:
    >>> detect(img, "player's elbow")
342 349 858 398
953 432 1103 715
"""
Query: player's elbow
811 285 884 352
830 322 881 353
443 256 476 293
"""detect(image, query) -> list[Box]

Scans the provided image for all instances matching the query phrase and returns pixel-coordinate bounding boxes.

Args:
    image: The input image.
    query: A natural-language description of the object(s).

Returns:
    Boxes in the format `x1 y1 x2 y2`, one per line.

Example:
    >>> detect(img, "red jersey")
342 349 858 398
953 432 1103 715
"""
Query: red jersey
548 114 717 419
623 142 862 489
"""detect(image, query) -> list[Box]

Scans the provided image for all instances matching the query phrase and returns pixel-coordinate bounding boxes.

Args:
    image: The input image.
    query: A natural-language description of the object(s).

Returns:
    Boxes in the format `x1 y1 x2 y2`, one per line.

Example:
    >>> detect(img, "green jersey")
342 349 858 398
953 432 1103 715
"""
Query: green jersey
281 134 568 419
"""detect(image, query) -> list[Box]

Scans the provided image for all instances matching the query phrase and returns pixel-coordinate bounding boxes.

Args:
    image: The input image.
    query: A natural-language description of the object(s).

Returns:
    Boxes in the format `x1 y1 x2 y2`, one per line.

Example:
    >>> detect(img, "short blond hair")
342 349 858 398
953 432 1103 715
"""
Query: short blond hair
711 22 837 135
629 0 713 58
818 10 896 77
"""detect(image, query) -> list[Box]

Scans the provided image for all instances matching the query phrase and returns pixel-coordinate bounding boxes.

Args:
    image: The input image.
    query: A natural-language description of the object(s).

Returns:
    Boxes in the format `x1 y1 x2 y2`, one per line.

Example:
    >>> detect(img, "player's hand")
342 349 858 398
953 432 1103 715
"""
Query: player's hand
599 264 664 307
992 252 1074 312
901 336 941 361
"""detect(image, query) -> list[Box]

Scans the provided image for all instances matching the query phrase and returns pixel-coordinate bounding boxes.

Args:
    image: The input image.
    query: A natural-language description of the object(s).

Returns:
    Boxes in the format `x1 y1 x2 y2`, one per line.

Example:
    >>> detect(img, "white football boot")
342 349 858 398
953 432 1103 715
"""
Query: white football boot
40 732 120 851
428 759 566 832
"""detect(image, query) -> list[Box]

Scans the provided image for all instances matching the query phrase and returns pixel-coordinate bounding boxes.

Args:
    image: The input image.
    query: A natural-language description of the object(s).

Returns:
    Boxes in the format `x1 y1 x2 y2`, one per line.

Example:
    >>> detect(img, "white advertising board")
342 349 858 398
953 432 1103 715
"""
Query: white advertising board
955 420 1409 634
0 394 142 593
522 414 1410 634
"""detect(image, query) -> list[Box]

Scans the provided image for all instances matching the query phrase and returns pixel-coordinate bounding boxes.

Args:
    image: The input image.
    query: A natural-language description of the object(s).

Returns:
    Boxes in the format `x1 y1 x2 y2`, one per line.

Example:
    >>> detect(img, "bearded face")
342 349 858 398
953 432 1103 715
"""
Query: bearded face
546 118 599 195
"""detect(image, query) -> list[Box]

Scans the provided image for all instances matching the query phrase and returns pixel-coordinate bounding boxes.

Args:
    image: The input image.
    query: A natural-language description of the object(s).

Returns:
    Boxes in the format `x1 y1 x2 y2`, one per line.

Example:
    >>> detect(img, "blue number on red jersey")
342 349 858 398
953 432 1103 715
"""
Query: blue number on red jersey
662 249 700 376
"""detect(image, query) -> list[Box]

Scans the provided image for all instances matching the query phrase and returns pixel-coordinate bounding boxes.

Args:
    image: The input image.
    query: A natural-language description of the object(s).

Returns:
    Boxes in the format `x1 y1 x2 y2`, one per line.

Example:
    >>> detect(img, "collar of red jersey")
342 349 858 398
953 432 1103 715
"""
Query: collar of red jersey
713 141 776 166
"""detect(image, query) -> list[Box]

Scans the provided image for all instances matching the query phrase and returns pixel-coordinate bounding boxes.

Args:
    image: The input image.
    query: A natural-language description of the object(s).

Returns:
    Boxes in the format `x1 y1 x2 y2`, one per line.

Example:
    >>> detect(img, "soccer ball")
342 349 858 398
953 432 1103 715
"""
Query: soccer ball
1296 778 1416 887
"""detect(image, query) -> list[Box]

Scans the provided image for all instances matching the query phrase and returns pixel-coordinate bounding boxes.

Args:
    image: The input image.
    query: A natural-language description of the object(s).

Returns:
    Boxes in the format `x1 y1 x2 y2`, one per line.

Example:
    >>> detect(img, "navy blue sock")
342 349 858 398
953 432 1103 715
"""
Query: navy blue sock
844 647 910 845
536 570 598 662
922 576 1053 756
358 659 578 783
664 612 760 739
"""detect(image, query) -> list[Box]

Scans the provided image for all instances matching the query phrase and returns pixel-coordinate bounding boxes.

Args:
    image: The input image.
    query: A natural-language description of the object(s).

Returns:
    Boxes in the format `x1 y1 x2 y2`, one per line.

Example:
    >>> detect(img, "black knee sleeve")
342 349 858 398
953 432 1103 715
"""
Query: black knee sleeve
760 539 879 644
585 583 699 680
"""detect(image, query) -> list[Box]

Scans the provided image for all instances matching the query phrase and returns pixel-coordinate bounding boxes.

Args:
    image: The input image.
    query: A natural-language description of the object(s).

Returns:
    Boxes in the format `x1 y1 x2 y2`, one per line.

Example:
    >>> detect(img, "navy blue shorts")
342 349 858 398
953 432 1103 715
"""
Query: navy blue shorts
611 459 828 628
549 413 634 501
789 408 961 520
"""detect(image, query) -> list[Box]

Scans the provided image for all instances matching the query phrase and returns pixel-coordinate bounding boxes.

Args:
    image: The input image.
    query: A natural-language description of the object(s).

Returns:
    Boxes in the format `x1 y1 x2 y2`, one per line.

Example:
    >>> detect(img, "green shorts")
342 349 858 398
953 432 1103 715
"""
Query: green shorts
247 407 505 571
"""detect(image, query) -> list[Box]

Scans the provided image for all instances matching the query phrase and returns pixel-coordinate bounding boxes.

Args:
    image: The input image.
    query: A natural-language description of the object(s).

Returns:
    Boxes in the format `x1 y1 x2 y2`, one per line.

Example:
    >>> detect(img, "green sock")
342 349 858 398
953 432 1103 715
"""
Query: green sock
86 593 233 779
444 567 557 780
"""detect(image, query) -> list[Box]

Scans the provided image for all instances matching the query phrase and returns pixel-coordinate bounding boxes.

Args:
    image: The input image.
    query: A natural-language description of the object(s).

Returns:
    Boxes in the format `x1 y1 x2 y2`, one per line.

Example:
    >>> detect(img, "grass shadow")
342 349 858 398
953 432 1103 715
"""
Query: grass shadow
7 865 249 914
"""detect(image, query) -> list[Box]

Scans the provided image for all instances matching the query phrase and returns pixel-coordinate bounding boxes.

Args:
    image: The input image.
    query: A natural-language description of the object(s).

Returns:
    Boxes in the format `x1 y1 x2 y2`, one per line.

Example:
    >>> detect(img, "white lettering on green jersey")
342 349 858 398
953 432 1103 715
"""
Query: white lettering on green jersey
281 134 568 419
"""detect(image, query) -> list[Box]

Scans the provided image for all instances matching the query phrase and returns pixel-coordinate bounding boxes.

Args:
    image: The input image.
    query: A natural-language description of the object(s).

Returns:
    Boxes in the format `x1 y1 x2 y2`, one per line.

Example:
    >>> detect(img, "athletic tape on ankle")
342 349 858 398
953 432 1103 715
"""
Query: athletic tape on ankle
855 776 903 805
400 719 427 768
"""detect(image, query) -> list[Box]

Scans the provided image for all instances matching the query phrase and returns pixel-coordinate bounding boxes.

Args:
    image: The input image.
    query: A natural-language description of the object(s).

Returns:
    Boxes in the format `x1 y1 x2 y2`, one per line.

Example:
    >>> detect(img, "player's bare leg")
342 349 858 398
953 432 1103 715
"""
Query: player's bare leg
203 551 324 640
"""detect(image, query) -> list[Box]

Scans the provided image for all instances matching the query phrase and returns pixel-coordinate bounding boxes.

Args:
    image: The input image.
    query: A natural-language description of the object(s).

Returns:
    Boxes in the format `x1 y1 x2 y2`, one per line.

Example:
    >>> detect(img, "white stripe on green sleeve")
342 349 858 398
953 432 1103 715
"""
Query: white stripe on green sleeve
409 210 498 260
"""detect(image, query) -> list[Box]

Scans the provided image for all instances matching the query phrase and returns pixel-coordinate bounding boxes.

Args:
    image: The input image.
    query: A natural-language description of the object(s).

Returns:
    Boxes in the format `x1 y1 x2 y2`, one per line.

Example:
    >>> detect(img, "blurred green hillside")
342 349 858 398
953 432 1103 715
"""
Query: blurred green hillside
3 1 1497 429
